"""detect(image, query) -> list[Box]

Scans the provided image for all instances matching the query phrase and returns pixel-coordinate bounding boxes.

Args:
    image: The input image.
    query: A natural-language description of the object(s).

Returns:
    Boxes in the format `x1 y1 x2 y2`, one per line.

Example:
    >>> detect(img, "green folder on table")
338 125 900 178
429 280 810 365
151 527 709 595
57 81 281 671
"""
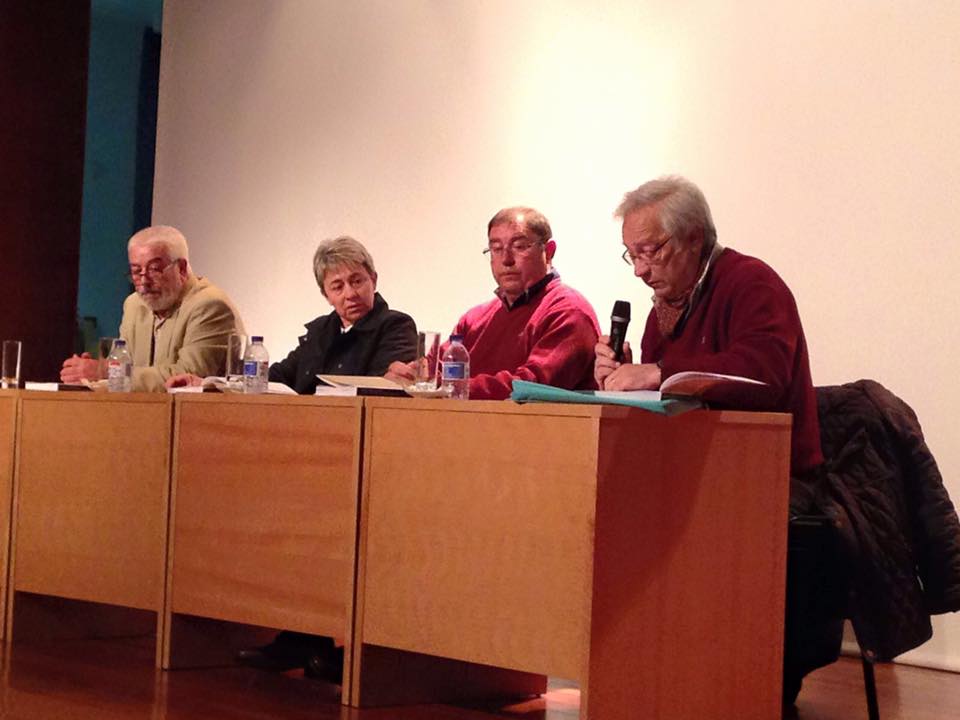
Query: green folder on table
510 380 701 416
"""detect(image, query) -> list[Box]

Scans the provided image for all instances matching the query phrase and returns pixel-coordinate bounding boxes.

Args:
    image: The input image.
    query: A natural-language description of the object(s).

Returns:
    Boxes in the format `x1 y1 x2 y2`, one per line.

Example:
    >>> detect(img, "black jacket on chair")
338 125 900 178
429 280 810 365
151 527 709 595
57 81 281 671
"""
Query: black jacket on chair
268 293 417 395
814 379 960 660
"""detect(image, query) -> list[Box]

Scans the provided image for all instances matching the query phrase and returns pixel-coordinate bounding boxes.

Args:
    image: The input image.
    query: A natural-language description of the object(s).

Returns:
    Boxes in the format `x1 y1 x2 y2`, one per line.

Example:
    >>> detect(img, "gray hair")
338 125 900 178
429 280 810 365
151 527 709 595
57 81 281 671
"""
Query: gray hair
615 176 717 249
313 236 376 293
487 206 553 244
128 225 191 262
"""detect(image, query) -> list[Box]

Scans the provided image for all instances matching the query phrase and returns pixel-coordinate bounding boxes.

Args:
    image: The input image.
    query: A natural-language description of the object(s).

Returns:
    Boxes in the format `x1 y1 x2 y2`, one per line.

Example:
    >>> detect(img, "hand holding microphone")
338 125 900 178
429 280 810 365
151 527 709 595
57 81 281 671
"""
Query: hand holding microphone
595 300 663 390
594 300 632 388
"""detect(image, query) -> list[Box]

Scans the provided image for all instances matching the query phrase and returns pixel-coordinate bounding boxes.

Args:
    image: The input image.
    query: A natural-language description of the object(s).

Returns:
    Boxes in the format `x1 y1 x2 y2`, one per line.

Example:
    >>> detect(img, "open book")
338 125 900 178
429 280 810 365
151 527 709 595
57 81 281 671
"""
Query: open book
660 371 763 395
657 371 771 408
314 375 406 397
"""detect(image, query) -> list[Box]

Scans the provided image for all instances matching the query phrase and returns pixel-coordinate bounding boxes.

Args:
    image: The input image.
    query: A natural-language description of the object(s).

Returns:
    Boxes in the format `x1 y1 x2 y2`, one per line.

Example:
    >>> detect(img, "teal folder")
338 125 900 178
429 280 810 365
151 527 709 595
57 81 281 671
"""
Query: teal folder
510 380 701 416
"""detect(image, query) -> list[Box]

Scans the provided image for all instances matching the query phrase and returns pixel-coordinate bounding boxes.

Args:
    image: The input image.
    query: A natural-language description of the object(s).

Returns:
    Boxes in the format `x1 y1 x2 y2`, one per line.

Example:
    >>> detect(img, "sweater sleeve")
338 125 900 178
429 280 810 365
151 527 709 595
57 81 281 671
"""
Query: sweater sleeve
658 274 800 403
268 339 304 388
364 312 418 376
469 307 599 400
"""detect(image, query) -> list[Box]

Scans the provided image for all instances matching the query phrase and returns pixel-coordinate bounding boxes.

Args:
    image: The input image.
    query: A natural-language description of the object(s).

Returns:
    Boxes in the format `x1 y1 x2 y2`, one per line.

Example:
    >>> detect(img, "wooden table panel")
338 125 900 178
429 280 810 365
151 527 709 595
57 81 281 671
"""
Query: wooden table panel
360 401 599 680
353 398 792 720
587 411 791 720
167 394 363 647
0 391 17 640
11 392 172 613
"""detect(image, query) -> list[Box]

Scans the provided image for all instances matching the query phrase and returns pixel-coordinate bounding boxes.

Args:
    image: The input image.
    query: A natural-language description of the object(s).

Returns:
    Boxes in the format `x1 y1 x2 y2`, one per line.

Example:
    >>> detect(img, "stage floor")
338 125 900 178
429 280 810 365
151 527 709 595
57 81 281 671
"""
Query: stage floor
0 635 956 720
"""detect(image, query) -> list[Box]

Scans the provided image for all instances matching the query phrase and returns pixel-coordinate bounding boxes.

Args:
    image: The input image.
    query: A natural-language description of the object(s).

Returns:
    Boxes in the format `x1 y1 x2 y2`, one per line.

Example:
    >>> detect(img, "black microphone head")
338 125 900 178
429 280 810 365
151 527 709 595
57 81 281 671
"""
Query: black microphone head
609 300 631 362
611 300 631 322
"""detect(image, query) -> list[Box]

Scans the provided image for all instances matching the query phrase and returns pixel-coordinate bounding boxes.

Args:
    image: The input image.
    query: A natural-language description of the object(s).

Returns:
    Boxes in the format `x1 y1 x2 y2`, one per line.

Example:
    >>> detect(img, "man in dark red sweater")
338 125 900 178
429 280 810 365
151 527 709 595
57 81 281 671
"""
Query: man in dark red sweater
387 206 600 399
594 176 822 476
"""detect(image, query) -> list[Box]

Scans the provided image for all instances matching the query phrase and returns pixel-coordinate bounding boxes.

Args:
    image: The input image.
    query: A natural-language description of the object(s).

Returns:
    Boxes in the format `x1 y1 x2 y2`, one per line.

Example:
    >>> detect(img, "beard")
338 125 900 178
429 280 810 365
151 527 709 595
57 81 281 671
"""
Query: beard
138 284 182 314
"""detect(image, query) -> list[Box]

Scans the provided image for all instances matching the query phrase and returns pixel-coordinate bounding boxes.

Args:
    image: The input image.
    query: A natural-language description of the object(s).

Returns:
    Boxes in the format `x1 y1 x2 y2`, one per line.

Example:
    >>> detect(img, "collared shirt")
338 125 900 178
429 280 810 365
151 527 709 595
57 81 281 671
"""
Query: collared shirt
151 314 169 365
495 269 559 310
654 243 725 337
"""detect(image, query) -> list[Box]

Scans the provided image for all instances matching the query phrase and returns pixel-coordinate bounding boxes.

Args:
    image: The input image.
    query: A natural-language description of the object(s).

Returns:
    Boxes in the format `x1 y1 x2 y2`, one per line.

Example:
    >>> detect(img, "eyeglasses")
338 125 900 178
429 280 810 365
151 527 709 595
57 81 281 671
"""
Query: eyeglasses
621 237 672 267
324 273 371 296
128 258 177 282
482 239 544 258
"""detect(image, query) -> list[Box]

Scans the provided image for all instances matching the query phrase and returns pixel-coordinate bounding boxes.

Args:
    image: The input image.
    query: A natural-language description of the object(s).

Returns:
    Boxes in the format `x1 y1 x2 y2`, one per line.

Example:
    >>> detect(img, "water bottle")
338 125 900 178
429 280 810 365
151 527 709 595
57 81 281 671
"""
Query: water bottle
441 334 470 400
106 339 133 392
243 335 270 394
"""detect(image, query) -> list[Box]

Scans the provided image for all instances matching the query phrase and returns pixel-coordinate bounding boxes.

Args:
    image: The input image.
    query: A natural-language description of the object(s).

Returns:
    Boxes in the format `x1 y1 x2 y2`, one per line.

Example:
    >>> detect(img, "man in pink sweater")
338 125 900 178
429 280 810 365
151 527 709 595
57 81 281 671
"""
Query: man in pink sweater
387 207 600 399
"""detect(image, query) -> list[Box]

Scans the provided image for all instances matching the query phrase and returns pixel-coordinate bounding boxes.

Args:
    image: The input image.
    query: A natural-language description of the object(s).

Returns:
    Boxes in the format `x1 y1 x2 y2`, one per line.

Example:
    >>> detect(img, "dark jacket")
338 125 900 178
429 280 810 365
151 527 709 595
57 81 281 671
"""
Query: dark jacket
268 293 416 394
815 379 960 660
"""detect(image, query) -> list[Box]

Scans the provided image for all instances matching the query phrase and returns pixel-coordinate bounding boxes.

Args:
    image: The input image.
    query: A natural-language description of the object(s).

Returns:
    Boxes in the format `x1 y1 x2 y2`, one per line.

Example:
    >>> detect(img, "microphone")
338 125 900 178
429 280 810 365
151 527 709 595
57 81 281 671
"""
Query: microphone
609 300 631 362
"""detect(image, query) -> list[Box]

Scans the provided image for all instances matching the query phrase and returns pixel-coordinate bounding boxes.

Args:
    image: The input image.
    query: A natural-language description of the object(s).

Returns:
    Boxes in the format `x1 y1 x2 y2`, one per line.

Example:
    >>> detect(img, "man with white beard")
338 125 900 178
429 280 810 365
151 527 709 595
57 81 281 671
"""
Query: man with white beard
61 225 243 391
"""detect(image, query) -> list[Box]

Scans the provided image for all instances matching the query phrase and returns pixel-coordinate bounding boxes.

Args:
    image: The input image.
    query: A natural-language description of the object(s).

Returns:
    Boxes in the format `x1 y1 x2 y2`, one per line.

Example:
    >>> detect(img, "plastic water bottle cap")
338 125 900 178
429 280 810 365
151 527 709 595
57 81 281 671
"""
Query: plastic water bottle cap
450 334 464 342
251 335 264 343
115 339 126 347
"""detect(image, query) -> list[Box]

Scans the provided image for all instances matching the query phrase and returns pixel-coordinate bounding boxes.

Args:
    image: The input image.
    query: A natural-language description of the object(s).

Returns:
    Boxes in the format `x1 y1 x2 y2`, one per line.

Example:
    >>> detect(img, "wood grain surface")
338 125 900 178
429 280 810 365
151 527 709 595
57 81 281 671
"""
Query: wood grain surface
165 394 363 675
0 391 17 640
353 398 791 719
10 393 172 618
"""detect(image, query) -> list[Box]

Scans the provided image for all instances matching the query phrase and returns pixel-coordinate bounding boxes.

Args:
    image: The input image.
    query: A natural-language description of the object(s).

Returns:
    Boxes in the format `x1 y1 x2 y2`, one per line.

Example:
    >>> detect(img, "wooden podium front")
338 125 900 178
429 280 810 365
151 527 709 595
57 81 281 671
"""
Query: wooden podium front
7 392 172 653
352 398 791 720
0 391 17 642
163 393 363 690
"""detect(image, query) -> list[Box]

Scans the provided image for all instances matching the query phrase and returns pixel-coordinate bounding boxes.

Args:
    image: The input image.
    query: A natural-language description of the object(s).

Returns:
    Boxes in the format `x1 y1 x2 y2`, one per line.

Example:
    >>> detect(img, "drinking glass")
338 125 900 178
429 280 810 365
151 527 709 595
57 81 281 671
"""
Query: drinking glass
226 332 247 381
2 340 21 389
410 331 440 391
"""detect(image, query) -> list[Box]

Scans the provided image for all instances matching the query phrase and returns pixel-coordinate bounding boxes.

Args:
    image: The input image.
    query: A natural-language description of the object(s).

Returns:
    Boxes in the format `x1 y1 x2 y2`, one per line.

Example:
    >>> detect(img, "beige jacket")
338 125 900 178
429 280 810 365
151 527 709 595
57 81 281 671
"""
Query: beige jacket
118 276 244 392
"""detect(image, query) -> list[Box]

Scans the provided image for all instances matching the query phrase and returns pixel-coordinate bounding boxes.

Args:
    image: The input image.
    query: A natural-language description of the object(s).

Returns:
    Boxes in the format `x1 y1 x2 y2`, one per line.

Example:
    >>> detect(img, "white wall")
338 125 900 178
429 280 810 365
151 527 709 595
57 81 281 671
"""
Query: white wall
153 0 960 670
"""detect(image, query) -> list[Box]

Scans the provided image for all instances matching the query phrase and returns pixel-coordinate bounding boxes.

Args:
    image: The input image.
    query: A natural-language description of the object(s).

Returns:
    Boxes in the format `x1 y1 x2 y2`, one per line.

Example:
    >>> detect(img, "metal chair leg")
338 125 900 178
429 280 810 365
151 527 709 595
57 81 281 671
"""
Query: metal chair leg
861 653 880 720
